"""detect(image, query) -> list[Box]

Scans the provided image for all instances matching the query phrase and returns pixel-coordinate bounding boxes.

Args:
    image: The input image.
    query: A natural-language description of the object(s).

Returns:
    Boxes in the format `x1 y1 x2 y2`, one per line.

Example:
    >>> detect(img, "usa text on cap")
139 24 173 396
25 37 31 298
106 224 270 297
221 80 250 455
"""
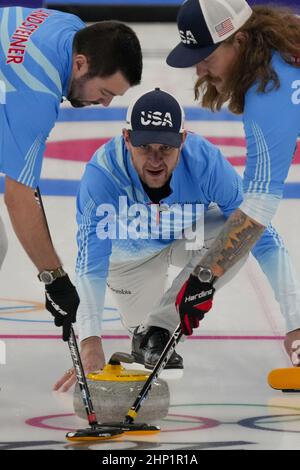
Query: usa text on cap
126 88 185 148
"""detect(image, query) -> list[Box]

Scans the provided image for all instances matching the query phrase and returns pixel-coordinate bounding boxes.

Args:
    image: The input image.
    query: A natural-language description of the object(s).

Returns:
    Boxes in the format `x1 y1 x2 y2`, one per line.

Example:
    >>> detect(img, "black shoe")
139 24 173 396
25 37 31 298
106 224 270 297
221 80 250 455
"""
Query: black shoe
131 326 183 370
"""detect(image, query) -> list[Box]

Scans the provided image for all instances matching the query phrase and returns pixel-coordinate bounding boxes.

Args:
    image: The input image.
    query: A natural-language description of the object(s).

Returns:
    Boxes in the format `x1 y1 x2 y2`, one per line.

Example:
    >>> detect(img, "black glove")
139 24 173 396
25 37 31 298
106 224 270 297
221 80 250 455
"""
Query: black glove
175 274 215 336
45 275 79 341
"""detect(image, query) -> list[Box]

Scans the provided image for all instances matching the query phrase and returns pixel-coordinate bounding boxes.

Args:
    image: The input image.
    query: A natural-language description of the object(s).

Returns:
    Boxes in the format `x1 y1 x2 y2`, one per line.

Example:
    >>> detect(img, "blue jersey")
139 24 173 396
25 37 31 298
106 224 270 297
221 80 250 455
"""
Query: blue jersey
76 132 243 271
240 51 300 225
76 132 300 340
0 6 85 187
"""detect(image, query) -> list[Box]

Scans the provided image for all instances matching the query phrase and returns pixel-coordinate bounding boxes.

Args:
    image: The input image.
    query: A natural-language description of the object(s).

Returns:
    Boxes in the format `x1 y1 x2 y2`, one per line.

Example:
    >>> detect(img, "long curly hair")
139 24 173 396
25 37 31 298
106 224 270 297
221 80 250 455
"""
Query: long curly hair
194 6 300 114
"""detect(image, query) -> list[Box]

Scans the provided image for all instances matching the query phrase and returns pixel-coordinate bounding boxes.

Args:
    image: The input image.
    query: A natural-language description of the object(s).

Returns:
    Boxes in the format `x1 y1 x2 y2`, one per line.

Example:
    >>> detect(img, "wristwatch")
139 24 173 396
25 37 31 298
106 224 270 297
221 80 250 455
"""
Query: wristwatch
193 266 215 284
38 267 67 285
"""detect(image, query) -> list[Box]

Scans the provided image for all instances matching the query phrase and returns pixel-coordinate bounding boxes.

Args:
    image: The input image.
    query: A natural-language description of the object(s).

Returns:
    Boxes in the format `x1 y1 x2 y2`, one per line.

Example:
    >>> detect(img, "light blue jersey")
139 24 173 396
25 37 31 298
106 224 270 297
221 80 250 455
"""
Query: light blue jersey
240 51 300 225
77 132 243 270
0 6 85 187
76 132 300 338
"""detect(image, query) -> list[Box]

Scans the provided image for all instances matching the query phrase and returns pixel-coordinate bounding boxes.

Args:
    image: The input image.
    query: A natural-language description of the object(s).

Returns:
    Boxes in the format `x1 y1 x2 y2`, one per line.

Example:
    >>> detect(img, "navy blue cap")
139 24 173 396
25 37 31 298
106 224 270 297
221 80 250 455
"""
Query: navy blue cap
126 88 185 148
167 0 252 68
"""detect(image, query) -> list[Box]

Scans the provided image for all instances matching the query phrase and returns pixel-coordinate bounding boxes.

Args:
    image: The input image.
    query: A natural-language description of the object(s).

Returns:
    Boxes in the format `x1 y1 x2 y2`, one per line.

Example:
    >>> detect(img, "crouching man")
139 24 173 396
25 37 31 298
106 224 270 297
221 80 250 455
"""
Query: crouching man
54 88 300 391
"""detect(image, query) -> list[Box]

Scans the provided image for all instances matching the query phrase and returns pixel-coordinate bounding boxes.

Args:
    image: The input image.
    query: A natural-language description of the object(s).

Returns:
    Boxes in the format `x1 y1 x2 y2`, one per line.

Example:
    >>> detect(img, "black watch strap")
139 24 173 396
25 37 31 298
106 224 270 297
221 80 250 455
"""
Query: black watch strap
38 267 66 284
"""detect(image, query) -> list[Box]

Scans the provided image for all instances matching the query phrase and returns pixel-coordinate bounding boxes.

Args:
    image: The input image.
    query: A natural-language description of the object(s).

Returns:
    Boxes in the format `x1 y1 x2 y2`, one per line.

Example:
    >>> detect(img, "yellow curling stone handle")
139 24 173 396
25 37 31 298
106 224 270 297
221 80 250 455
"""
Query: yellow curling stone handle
87 363 151 382
268 367 300 391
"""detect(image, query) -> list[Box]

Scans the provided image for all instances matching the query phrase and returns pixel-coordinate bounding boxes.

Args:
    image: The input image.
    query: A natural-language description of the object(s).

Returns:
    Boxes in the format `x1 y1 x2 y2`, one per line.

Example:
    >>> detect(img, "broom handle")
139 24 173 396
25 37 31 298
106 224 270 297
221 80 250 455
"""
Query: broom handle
68 326 98 427
35 187 98 427
124 324 183 424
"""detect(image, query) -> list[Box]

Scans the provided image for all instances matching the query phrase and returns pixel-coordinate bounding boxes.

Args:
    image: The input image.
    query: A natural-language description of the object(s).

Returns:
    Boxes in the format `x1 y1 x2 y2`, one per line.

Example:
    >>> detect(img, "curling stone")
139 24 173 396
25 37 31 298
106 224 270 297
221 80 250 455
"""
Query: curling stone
73 359 170 423
268 368 300 392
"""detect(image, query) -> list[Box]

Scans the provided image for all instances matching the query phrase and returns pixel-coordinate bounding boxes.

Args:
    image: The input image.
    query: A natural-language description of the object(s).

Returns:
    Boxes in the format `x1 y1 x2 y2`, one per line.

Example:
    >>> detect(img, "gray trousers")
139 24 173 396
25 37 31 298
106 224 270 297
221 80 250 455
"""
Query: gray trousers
0 213 8 269
107 205 247 334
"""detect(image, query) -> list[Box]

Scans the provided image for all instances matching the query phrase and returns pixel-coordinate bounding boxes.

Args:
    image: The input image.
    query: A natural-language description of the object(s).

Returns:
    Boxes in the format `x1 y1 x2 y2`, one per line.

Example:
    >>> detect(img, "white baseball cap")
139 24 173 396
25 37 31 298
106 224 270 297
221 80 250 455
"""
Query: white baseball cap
167 0 253 68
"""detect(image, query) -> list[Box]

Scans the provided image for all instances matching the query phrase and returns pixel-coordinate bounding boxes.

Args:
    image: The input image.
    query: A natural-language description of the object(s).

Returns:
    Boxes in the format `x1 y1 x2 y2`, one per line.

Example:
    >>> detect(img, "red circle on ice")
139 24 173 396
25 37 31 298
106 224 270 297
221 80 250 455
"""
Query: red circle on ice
26 412 220 433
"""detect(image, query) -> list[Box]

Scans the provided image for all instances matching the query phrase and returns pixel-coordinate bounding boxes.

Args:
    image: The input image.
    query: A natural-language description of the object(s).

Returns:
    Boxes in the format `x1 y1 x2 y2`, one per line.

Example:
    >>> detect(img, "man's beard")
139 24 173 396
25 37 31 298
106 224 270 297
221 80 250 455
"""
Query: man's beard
194 65 238 112
194 50 245 112
206 75 225 92
67 74 89 108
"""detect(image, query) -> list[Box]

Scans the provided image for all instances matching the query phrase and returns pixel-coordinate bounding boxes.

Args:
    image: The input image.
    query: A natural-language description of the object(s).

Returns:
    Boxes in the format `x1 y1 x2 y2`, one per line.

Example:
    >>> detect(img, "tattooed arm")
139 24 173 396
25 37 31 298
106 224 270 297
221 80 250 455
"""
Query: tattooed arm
193 208 265 278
